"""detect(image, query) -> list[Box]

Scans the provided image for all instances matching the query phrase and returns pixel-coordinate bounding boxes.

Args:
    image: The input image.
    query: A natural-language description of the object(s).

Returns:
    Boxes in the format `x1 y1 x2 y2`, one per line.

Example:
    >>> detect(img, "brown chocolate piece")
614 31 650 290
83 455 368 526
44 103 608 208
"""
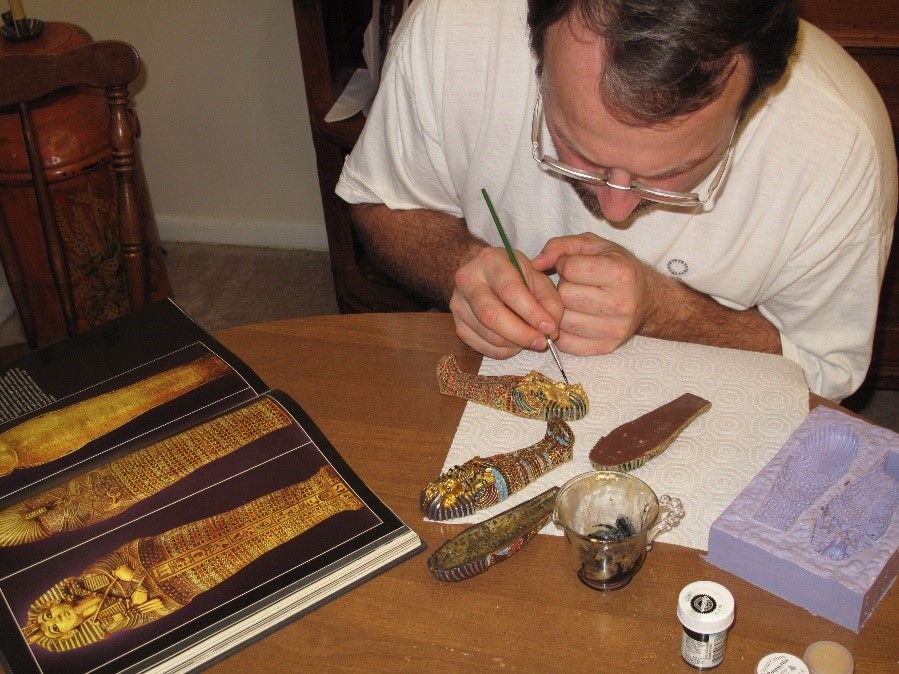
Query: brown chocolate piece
589 393 711 472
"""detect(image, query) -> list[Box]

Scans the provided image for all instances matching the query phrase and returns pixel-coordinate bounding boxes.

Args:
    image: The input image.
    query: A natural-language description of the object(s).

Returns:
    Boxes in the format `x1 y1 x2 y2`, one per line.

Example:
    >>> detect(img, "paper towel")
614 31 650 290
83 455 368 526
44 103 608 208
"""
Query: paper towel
435 336 810 551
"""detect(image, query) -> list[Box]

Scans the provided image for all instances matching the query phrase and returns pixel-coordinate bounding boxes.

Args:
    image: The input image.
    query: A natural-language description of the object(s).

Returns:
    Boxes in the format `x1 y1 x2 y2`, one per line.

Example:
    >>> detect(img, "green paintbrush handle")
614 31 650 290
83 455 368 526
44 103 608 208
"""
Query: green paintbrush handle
481 188 528 284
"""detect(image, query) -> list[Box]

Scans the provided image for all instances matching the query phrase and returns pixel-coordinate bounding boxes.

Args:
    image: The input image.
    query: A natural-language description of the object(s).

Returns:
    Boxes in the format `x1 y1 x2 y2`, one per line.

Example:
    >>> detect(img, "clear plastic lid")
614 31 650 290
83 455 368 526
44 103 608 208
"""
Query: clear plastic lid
677 580 735 634
803 641 854 674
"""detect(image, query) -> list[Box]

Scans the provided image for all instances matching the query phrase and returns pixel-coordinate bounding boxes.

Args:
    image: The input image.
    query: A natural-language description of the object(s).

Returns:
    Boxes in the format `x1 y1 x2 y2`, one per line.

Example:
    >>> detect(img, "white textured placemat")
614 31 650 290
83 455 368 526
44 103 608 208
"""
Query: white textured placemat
435 336 810 551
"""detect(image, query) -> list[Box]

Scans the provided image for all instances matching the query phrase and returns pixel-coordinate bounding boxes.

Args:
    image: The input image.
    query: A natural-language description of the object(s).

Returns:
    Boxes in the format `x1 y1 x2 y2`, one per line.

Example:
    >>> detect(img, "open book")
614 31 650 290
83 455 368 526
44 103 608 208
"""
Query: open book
0 300 424 674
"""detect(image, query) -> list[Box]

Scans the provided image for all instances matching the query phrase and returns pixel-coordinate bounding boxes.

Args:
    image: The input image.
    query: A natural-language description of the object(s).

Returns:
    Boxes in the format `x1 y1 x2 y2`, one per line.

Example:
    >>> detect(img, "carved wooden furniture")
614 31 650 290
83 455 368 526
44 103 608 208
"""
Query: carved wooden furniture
292 0 428 313
0 28 171 349
293 0 898 388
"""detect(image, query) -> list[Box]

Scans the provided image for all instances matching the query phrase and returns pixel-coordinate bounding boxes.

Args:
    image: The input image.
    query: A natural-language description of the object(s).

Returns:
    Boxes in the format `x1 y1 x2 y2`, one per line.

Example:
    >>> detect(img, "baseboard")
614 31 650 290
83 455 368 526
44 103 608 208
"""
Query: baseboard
156 215 329 251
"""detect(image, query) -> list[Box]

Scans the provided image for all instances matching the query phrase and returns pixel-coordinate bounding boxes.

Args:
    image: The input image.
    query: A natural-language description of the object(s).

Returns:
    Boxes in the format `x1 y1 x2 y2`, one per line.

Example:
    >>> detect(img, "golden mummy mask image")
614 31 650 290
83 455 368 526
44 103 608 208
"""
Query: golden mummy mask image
0 300 423 673
0 354 231 477
19 465 364 652
0 397 292 547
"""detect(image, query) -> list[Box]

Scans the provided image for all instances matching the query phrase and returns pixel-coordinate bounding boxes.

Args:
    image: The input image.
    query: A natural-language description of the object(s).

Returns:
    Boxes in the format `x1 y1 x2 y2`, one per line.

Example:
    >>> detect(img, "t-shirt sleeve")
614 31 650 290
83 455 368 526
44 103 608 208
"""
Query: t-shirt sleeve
759 132 896 401
335 2 463 218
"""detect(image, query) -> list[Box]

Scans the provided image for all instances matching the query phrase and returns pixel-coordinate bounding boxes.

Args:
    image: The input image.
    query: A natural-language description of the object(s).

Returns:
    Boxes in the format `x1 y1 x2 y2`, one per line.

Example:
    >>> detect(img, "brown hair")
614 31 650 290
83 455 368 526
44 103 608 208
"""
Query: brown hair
528 0 798 124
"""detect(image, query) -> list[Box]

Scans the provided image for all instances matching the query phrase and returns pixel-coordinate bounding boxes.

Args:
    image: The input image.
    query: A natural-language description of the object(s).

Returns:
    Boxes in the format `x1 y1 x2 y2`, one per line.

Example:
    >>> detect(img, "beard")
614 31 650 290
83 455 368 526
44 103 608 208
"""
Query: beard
569 179 654 223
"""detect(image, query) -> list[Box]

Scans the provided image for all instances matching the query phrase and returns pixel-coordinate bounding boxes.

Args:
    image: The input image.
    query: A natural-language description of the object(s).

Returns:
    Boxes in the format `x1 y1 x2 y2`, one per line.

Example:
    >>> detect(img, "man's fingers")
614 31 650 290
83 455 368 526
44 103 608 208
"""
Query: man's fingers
470 292 549 351
450 299 524 359
556 308 632 355
556 248 639 288
450 286 530 350
531 273 565 336
532 232 609 271
460 248 561 342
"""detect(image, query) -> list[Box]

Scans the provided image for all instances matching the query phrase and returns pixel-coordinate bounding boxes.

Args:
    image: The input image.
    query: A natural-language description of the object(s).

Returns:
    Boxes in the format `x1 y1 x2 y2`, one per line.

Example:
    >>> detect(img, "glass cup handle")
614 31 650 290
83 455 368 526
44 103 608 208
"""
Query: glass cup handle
645 495 685 548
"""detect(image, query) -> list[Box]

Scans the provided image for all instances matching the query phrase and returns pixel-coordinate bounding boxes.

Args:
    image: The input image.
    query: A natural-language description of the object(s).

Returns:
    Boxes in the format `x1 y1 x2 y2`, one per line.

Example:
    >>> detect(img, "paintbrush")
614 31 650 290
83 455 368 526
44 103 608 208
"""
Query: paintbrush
481 188 570 385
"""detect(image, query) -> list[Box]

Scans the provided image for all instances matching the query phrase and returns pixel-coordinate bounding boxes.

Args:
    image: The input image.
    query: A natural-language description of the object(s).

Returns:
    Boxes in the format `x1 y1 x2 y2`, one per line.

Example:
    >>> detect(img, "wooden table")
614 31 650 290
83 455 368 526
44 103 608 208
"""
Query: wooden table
209 312 897 673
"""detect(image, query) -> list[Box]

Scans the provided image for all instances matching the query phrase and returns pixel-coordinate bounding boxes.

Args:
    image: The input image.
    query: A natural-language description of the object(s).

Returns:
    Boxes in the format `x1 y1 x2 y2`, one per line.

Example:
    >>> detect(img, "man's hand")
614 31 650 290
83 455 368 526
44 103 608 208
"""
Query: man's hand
449 246 565 359
532 232 782 355
351 205 780 358
532 232 656 355
351 203 565 359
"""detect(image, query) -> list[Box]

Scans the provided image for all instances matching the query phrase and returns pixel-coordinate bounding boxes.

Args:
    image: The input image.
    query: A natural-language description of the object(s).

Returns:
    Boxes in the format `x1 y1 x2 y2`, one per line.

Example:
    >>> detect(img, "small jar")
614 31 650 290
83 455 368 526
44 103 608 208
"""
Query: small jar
677 581 735 669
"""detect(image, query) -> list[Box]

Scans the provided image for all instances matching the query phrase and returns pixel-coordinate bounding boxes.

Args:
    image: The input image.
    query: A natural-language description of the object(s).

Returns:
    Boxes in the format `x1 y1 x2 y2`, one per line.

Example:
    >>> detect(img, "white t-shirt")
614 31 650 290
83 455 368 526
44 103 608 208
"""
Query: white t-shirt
336 0 897 401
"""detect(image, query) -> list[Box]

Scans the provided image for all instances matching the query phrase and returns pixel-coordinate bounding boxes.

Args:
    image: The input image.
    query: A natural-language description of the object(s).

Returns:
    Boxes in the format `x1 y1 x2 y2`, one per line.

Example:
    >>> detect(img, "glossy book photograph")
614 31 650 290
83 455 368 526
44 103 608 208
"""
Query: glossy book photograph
0 301 423 674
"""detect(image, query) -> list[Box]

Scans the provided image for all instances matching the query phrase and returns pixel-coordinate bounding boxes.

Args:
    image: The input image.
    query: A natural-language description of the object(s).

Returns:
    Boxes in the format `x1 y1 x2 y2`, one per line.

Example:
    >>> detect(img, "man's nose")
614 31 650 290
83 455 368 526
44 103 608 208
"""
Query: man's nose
596 168 643 222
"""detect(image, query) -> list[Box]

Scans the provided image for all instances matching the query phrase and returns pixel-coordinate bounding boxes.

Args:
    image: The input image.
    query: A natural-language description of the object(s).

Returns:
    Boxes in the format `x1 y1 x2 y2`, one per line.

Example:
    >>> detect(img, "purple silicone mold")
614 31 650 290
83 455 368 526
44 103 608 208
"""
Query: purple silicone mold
707 407 899 632
811 451 899 561
753 424 858 531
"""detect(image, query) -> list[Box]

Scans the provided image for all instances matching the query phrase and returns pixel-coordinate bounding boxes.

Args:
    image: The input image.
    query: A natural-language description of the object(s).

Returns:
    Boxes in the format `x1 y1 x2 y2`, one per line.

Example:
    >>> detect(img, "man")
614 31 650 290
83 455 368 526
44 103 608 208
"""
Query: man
336 0 897 400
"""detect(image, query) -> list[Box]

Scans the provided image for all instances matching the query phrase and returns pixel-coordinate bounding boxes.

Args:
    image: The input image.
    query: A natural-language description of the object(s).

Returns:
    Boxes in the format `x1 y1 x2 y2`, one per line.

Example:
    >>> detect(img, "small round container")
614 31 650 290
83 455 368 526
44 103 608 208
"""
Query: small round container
677 581 735 669
757 652 810 673
803 641 854 674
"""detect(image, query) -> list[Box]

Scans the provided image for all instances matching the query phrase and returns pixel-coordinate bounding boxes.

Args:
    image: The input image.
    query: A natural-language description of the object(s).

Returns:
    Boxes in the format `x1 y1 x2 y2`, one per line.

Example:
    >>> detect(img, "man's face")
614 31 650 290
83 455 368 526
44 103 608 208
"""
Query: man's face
542 14 749 223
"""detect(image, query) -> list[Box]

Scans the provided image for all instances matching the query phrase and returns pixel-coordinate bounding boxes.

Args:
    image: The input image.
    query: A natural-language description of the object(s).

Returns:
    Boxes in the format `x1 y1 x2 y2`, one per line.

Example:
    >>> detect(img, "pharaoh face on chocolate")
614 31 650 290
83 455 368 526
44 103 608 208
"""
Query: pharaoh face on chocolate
436 355 588 421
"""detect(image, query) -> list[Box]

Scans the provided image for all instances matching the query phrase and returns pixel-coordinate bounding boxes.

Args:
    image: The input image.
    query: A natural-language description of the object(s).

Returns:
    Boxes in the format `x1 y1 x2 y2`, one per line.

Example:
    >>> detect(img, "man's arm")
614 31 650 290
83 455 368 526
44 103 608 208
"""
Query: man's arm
350 203 483 303
533 232 782 355
351 203 565 358
641 272 782 353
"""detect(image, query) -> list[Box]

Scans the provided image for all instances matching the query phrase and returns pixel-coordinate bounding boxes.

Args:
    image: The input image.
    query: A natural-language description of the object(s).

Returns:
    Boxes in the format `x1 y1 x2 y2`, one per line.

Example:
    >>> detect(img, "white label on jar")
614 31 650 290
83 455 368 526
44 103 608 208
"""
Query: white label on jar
682 629 728 668
757 652 809 673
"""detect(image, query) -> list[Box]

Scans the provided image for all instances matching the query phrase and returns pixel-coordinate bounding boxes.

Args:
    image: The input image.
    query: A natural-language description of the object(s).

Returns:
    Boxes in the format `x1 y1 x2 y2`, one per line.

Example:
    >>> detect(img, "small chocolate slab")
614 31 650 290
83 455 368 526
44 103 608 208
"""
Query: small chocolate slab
589 393 711 472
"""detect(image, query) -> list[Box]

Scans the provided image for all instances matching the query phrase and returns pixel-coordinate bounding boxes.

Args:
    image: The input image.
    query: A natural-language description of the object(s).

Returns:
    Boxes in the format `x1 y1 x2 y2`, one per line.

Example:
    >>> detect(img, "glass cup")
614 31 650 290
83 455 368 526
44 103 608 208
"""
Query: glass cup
553 471 684 590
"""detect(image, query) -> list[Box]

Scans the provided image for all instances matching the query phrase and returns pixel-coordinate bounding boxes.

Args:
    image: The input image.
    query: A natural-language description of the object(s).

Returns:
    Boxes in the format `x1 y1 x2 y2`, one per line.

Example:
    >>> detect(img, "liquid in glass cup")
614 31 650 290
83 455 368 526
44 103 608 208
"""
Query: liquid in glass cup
553 471 684 590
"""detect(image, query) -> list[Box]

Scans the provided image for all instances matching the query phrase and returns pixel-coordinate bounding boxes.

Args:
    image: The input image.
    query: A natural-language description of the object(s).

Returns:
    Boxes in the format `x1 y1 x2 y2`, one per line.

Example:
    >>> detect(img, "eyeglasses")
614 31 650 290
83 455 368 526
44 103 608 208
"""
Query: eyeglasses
531 94 738 207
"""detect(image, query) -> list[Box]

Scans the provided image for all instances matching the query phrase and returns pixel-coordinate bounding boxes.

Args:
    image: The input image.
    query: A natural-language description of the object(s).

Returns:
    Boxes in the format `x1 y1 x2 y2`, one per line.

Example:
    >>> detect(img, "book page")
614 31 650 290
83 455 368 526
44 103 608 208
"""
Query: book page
0 391 419 674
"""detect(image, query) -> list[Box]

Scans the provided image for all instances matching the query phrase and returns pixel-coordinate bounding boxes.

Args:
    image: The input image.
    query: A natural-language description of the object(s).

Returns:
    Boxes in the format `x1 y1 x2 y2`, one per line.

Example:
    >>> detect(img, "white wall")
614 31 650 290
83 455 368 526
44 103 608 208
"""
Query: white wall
24 0 327 250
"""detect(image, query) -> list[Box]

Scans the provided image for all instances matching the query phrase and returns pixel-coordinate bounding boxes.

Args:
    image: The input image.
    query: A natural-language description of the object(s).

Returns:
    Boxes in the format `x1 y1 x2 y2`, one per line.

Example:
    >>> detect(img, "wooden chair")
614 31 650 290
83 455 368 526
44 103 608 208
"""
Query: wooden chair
293 0 431 313
0 39 170 349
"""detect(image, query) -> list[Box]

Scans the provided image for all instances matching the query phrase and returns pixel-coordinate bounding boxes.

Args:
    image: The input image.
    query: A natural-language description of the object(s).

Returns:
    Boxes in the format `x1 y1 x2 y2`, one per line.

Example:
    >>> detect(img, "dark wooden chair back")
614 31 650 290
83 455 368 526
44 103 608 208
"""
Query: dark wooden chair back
0 40 155 347
293 0 430 313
